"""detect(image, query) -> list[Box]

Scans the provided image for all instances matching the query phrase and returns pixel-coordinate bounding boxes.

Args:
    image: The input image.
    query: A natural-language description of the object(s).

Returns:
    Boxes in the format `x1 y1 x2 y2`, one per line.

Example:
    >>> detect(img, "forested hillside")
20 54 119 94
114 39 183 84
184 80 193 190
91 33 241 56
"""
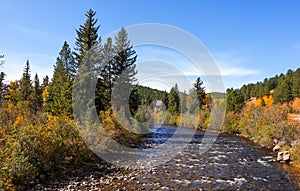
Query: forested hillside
226 68 300 113
224 68 300 168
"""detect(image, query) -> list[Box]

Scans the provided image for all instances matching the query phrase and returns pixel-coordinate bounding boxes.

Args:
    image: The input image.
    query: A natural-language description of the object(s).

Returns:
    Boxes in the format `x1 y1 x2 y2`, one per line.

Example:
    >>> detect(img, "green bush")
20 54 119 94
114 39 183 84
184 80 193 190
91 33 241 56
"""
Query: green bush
292 144 300 161
225 103 298 148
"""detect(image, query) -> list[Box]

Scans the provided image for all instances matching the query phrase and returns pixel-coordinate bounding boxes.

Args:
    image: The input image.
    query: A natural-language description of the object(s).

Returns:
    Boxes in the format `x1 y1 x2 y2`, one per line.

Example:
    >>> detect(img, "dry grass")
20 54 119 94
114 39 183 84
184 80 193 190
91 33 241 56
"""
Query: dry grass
289 162 300 187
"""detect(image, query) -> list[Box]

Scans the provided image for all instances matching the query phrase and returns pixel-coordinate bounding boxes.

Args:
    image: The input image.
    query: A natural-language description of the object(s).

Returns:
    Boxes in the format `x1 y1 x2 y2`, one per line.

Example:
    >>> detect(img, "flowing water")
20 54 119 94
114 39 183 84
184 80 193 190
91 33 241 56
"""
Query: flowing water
35 125 299 190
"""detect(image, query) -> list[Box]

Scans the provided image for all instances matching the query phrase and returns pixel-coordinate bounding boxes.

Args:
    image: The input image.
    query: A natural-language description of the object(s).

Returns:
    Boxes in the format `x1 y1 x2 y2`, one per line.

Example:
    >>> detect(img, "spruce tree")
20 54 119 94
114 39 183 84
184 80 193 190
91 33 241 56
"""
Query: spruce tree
96 37 113 111
111 27 138 112
167 84 180 115
193 77 206 110
73 9 100 69
42 75 49 90
60 41 76 78
18 60 33 102
226 88 244 113
112 27 137 83
32 73 42 112
162 90 169 109
47 42 73 116
274 79 293 104
72 9 102 124
292 68 300 98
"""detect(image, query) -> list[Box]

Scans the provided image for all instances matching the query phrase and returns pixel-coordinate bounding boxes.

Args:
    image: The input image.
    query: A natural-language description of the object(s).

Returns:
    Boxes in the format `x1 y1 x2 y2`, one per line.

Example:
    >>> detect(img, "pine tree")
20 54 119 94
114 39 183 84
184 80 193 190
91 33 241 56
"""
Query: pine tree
72 9 102 124
111 27 138 112
47 42 73 116
42 75 49 90
274 79 293 104
73 9 100 69
96 37 114 111
60 41 76 78
226 88 244 113
167 84 180 115
18 60 33 102
112 27 137 83
262 78 271 97
162 90 169 109
193 77 206 110
292 68 300 98
32 73 42 112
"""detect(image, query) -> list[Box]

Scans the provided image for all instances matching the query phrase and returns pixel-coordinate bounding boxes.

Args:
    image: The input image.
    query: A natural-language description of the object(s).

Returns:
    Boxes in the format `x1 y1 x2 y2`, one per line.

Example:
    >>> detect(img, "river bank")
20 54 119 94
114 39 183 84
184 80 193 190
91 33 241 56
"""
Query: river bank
226 131 300 188
30 125 298 190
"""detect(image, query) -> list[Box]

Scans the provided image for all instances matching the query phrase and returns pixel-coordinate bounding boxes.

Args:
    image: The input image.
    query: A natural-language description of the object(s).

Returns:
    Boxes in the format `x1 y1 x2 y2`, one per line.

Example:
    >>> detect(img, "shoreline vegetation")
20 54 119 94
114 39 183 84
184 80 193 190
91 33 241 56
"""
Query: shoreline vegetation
221 68 300 186
1 8 300 190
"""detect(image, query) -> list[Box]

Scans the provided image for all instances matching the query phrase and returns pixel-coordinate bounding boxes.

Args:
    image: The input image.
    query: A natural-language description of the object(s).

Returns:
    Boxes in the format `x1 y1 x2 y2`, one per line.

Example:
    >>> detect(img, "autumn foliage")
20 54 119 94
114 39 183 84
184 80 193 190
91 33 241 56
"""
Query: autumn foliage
292 97 300 113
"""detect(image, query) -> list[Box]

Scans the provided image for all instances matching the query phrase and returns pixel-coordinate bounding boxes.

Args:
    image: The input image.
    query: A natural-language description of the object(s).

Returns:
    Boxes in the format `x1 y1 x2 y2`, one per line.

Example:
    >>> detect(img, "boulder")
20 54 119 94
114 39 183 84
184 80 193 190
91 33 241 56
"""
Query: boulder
283 151 291 161
273 145 281 152
277 152 283 161
277 151 290 162
268 158 277 162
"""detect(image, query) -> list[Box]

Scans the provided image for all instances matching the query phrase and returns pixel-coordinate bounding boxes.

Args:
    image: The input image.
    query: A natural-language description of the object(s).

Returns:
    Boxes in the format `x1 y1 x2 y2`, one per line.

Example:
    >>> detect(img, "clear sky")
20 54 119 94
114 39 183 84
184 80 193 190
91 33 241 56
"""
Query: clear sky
1 0 300 92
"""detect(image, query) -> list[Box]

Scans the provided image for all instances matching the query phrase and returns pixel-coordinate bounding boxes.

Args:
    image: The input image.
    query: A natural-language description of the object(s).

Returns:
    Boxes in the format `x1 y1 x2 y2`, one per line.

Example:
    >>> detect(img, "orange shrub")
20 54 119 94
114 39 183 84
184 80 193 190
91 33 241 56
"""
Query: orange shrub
292 97 300 113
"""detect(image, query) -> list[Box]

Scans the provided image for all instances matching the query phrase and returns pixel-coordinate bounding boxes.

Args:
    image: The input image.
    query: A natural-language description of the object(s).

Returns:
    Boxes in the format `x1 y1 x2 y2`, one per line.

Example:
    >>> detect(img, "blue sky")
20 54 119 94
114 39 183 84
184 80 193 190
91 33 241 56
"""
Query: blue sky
1 0 300 92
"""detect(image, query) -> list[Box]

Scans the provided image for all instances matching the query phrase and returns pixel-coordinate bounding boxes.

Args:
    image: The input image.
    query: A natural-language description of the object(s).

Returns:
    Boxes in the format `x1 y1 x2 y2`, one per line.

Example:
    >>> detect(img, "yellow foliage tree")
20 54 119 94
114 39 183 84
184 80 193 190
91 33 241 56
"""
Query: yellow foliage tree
263 95 274 106
254 98 262 107
292 97 300 113
42 85 49 107
5 81 18 101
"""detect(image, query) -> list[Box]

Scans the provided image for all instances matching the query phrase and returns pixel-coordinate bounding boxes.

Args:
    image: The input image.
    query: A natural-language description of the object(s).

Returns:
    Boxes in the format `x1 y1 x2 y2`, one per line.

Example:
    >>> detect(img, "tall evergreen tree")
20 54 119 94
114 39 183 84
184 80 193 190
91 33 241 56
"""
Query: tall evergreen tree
72 9 102 124
32 73 42 111
42 75 49 90
167 84 180 115
96 37 114 111
111 27 138 112
73 9 100 69
112 27 137 83
292 68 300 98
226 88 244 113
193 77 206 111
162 90 169 109
47 43 73 116
60 41 76 78
18 60 33 102
274 79 293 104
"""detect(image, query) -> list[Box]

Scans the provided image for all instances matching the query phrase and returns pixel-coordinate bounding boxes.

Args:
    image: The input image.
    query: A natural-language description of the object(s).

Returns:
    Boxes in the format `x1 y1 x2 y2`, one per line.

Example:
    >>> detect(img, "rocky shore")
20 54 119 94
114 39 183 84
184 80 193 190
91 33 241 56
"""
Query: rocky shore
21 126 299 191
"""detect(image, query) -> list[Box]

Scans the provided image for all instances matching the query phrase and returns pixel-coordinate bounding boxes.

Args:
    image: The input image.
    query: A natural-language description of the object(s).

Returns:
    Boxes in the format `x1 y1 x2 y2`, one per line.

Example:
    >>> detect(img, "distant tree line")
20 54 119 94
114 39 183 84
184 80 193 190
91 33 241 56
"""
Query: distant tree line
227 68 300 113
